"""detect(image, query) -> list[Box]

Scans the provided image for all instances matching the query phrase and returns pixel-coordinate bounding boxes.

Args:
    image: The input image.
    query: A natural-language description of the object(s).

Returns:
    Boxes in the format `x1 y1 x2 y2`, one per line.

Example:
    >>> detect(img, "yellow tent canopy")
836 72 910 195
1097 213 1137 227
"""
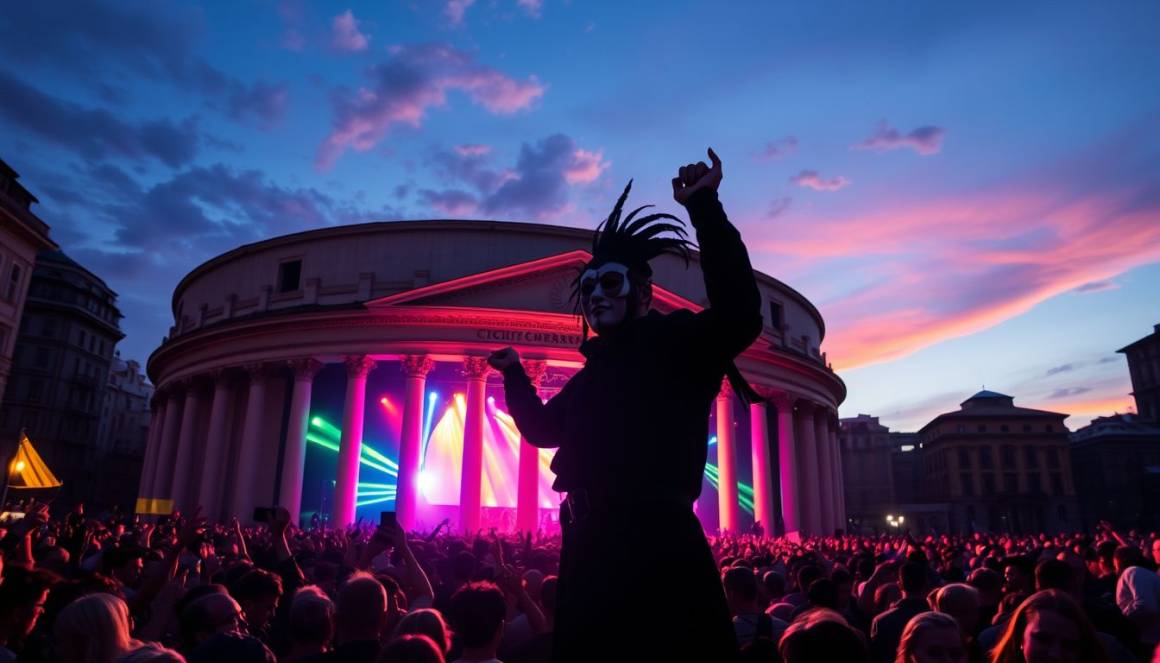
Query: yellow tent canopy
7 432 62 489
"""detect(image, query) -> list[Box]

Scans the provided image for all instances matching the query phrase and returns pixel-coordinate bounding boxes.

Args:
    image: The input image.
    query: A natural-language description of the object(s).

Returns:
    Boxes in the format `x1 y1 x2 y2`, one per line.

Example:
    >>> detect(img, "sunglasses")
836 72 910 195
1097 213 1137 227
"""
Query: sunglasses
579 264 631 298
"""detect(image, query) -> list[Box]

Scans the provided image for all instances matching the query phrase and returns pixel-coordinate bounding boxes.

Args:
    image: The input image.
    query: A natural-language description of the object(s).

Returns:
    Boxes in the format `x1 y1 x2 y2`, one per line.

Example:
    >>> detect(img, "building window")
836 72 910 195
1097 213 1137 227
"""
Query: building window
28 379 43 402
961 474 974 496
768 300 784 330
1022 424 1032 432
1026 447 1039 467
1047 448 1060 468
983 474 996 494
277 259 303 293
980 447 994 469
34 347 50 368
1003 473 1018 494
1045 424 1054 432
1002 445 1016 465
6 264 21 301
1051 473 1064 495
977 424 987 433
42 319 56 337
78 329 87 347
958 448 971 468
957 425 966 433
1000 424 1009 432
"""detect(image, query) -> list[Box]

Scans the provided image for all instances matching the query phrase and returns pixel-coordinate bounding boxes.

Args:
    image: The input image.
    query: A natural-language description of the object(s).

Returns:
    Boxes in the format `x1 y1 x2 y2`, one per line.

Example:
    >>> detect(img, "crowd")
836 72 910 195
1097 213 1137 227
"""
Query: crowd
1 499 1159 663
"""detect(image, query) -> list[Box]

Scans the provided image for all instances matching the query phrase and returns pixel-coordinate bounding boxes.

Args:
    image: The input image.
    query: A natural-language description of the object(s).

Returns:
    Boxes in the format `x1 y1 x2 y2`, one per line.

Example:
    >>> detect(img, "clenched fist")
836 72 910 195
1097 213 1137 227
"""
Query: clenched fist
487 347 520 372
671 147 723 207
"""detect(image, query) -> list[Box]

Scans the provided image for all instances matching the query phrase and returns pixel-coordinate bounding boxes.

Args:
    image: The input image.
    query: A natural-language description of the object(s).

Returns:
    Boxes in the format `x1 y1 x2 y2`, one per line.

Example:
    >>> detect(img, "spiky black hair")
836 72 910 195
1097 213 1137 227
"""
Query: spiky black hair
569 180 695 311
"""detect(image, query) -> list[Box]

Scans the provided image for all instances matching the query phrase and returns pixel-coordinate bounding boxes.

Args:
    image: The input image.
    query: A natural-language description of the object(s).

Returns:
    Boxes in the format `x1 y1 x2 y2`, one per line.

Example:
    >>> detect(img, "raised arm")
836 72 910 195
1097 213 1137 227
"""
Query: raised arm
489 348 570 448
671 148 764 360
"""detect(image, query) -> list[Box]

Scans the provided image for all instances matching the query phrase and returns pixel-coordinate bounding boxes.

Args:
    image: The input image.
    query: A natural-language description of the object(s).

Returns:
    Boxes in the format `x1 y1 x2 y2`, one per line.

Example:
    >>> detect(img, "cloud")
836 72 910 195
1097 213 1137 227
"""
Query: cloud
1099 356 1121 364
1045 363 1075 376
767 197 792 218
419 189 478 216
0 69 199 168
758 136 798 160
444 0 476 26
748 124 1160 371
1047 386 1091 399
332 10 369 52
316 44 545 169
853 121 946 155
419 134 605 221
517 0 543 18
1073 279 1118 293
563 149 609 184
0 1 287 127
790 169 849 191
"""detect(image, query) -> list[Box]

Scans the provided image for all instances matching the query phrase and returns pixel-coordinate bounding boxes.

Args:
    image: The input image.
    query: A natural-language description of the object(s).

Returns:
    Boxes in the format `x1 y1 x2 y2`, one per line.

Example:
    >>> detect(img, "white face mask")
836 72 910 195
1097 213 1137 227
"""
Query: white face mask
579 263 631 299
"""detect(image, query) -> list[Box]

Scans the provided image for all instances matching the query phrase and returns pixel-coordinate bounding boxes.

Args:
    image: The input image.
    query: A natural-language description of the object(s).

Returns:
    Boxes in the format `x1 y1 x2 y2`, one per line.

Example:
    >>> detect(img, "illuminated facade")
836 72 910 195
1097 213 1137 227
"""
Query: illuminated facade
141 220 845 533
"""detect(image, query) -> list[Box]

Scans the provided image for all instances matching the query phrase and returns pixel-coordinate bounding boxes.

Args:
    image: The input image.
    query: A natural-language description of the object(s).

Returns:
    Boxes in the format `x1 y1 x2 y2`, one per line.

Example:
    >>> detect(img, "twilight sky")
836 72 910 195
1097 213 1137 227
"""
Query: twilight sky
1 1 1157 432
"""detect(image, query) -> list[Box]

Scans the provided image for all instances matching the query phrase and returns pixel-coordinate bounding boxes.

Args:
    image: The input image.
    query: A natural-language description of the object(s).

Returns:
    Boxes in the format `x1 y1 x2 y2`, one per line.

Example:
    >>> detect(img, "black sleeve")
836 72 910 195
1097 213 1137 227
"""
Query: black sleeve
501 363 571 448
680 188 764 360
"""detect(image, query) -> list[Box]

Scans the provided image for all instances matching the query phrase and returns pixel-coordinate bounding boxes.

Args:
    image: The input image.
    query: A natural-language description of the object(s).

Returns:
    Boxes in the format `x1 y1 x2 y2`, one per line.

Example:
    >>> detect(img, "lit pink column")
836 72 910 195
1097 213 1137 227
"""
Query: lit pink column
460 357 491 533
280 358 323 526
334 356 376 527
153 388 186 501
138 396 167 501
749 394 775 536
716 380 741 533
772 392 801 539
397 355 435 531
171 380 205 511
234 365 270 521
795 400 822 535
517 360 548 533
814 408 836 534
197 369 233 522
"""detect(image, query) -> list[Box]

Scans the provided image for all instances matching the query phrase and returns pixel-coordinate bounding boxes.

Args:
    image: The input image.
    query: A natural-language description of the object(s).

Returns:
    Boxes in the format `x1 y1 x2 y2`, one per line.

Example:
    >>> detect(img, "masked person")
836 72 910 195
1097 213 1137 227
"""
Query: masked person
488 148 762 662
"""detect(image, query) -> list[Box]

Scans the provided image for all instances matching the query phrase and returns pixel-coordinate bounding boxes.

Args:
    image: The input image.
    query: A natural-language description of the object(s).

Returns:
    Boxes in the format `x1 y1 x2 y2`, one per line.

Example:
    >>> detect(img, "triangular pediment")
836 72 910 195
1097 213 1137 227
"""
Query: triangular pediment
366 250 700 314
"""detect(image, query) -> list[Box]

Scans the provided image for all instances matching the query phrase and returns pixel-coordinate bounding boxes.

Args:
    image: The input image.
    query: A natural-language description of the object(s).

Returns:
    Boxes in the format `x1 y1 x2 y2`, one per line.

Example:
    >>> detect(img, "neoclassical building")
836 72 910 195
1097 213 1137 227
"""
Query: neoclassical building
140 220 846 534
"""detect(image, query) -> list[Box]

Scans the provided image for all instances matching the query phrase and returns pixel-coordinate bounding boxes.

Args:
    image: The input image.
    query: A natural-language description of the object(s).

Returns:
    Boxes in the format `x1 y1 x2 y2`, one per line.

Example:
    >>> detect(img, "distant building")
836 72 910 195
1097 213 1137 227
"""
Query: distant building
839 414 896 532
1119 323 1160 422
890 431 921 504
915 390 1079 534
94 356 153 511
0 159 56 404
1070 413 1160 530
0 250 124 508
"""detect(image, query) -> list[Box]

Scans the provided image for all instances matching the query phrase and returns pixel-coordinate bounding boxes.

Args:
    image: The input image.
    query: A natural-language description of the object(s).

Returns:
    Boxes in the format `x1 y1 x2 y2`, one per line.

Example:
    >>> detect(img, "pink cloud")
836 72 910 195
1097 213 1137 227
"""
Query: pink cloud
444 0 475 26
563 148 608 184
748 166 1160 370
454 144 491 156
517 0 543 18
419 189 477 216
315 45 545 169
790 169 849 191
853 121 946 155
331 10 369 52
758 136 798 160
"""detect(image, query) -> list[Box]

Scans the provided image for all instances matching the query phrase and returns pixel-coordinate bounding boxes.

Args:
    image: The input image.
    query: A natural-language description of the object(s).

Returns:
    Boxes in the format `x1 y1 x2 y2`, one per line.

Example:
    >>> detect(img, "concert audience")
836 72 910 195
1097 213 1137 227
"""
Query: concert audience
2 498 1160 663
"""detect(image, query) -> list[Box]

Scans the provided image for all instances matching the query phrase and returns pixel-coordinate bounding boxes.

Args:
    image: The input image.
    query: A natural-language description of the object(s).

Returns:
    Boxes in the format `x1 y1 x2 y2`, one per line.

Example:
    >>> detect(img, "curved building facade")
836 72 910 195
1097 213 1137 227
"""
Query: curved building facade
141 220 846 535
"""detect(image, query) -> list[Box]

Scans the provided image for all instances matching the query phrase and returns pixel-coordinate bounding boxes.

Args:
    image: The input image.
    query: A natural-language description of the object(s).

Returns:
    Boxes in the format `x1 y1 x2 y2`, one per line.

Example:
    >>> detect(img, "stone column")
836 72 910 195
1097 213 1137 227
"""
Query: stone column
814 408 835 534
749 393 775 536
233 364 271 520
795 400 821 535
138 396 166 501
279 359 323 526
170 379 206 511
196 369 234 522
334 356 376 527
460 357 491 533
397 355 435 531
830 421 847 529
715 380 741 533
153 387 186 503
772 392 801 539
517 360 547 533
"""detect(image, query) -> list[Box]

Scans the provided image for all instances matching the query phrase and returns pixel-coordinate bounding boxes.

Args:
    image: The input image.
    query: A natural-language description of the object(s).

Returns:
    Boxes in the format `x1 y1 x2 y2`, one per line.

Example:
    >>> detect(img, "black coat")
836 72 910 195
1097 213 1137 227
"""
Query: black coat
500 188 763 662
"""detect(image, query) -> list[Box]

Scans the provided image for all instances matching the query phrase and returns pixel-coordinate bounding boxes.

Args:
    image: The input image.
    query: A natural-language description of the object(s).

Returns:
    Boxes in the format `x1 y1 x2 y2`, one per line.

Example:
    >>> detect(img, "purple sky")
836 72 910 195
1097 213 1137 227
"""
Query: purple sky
1 1 1157 432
